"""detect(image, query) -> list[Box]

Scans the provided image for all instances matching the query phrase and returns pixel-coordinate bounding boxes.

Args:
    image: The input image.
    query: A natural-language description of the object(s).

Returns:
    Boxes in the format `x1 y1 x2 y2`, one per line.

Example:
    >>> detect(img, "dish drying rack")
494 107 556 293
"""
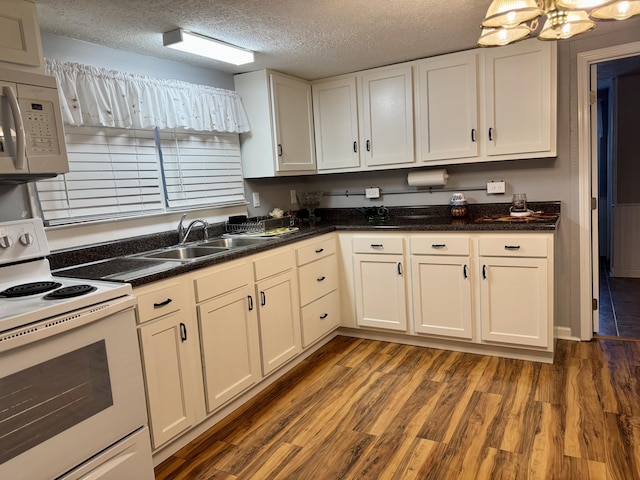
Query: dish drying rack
225 216 296 236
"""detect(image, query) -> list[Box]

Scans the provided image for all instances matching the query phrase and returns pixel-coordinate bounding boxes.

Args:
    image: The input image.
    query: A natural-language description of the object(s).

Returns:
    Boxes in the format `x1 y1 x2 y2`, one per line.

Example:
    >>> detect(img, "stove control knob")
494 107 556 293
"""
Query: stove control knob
19 232 34 246
0 235 13 249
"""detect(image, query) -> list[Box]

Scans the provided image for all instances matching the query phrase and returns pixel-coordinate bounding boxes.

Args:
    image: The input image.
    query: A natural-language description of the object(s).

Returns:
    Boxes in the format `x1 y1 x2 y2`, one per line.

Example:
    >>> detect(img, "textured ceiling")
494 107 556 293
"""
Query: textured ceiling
34 0 640 81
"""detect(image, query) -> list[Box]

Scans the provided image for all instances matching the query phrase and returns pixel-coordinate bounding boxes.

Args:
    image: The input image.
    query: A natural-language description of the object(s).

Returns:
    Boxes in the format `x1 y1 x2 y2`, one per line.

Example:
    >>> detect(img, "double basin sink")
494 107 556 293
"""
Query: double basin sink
131 236 274 262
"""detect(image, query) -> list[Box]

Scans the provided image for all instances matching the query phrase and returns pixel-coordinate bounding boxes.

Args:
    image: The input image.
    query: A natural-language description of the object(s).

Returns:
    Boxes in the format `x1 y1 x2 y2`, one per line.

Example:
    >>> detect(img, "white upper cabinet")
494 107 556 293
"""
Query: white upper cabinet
416 39 556 165
416 51 479 162
234 70 316 178
0 0 43 71
483 39 556 158
311 65 415 173
312 77 361 171
361 65 415 168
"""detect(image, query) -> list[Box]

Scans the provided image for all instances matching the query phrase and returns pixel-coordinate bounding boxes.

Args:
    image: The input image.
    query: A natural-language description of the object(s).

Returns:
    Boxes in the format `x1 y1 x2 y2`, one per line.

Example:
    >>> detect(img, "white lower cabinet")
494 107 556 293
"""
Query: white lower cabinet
193 261 261 413
254 249 302 375
296 235 341 346
410 236 473 340
353 236 407 331
198 284 260 413
135 279 201 449
342 231 554 356
478 236 552 348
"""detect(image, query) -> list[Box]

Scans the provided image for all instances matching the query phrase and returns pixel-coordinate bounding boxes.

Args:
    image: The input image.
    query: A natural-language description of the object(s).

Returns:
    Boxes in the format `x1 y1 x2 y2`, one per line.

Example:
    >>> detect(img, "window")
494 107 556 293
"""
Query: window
35 126 245 225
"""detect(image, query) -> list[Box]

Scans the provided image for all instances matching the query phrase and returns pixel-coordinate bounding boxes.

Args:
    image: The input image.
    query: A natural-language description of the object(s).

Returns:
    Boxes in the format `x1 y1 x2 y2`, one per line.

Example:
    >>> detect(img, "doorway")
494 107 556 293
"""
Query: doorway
578 41 640 341
595 55 640 338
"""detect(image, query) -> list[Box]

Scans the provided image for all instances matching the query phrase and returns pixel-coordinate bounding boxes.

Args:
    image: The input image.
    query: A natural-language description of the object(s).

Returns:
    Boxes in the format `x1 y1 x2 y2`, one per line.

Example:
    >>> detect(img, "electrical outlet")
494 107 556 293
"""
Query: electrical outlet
290 189 297 204
365 187 380 199
486 181 506 194
252 192 260 207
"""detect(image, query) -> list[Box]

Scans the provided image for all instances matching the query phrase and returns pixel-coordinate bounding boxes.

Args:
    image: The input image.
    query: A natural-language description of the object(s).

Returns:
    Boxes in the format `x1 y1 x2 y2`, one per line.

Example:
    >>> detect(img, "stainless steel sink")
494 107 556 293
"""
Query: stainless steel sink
198 237 273 249
135 245 229 261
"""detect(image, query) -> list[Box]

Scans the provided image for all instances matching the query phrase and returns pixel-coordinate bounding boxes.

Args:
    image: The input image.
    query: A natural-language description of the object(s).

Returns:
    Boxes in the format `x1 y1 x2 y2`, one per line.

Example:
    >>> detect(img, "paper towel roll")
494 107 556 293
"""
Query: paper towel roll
407 169 449 187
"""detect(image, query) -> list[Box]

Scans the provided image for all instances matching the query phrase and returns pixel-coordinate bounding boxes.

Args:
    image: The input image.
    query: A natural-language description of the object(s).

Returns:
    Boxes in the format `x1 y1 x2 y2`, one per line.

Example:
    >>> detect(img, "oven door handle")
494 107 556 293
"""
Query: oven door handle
3 85 27 171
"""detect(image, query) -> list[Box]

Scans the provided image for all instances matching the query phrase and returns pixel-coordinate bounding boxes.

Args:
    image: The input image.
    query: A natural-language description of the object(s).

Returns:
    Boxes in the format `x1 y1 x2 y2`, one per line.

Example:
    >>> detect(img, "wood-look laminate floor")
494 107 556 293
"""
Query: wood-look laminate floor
155 336 640 480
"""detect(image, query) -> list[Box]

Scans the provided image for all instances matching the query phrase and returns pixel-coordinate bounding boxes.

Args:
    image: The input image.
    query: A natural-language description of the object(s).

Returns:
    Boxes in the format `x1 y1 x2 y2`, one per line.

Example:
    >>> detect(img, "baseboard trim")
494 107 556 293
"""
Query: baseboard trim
555 326 580 341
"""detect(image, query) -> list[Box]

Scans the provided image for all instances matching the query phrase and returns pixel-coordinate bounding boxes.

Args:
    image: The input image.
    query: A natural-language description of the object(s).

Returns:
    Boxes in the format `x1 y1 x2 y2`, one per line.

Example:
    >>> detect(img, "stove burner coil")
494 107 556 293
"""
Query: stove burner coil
44 285 98 300
0 281 63 298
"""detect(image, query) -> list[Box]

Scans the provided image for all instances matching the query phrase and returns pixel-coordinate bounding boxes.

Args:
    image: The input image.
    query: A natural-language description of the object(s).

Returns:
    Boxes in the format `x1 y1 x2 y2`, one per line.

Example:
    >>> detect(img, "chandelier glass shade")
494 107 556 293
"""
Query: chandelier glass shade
478 0 640 46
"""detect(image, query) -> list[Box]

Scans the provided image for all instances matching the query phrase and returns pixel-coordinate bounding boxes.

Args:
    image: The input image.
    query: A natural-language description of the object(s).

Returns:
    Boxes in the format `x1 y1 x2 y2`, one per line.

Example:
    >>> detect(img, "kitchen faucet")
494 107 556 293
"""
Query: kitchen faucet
177 214 209 244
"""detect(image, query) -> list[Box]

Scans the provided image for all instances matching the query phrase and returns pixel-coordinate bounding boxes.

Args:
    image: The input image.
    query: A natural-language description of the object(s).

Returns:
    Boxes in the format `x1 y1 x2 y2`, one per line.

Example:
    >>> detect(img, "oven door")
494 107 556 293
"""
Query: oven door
0 296 149 480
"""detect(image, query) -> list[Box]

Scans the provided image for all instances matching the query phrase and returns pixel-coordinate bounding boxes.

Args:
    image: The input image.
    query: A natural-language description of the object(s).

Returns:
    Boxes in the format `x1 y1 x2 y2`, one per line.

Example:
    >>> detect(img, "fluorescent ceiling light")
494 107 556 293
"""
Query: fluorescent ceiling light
163 29 254 66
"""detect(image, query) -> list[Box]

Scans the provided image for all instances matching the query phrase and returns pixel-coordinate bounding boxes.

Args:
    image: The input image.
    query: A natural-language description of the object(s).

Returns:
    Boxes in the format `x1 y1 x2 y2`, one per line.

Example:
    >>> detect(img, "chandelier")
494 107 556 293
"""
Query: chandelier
478 0 640 46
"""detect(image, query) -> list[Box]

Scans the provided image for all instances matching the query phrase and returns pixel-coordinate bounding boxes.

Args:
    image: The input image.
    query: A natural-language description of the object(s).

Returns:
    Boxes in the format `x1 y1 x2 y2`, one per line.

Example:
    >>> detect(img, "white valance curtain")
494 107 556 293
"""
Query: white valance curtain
44 58 250 134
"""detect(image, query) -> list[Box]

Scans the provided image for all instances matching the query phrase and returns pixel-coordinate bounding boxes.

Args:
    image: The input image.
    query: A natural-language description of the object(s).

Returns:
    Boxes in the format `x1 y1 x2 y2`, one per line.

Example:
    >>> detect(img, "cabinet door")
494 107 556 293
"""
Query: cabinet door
270 73 316 172
484 41 553 156
198 285 261 413
411 255 473 339
0 0 42 67
138 312 196 448
312 77 360 171
417 52 479 162
361 66 415 167
354 253 407 331
479 256 549 348
256 270 302 375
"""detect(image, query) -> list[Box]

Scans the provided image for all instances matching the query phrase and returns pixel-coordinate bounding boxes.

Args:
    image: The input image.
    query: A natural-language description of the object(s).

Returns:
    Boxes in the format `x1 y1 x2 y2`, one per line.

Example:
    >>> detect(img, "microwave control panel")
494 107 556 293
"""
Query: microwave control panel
24 100 60 156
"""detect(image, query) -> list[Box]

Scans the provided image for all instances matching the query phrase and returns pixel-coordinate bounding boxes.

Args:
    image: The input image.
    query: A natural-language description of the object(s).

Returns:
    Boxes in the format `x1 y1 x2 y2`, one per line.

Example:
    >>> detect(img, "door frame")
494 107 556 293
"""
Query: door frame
577 40 640 341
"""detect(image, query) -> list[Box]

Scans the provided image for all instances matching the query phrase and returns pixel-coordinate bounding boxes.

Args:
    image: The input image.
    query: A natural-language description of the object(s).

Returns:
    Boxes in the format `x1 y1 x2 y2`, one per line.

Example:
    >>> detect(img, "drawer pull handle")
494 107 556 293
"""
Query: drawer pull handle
366 139 371 152
248 295 254 311
153 298 172 308
317 276 326 282
179 322 187 342
504 245 521 250
370 244 384 249
260 291 266 307
277 144 283 157
398 262 403 275
488 127 494 141
471 128 476 142
463 265 468 279
320 313 329 320
353 141 358 153
482 265 487 279
431 244 446 249
315 248 324 253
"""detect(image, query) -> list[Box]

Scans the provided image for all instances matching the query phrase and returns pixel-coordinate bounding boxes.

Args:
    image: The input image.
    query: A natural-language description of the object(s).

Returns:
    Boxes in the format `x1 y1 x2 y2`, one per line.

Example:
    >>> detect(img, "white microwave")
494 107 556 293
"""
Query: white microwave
0 67 68 182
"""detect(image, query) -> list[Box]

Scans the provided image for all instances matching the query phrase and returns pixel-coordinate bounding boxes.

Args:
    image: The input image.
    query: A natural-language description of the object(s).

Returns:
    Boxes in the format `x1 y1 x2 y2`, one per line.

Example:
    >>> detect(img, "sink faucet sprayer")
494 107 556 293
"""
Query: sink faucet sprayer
177 214 209 244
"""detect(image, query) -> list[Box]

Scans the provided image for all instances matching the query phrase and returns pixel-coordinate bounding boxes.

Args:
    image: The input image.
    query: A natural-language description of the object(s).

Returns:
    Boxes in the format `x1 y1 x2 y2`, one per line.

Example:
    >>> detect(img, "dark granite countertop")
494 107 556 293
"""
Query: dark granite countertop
51 201 560 287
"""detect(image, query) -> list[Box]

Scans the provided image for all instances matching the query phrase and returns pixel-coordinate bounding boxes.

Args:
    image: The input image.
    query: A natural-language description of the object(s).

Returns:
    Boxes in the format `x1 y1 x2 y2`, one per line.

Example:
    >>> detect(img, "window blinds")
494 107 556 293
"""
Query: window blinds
37 127 164 224
158 131 245 209
36 127 246 225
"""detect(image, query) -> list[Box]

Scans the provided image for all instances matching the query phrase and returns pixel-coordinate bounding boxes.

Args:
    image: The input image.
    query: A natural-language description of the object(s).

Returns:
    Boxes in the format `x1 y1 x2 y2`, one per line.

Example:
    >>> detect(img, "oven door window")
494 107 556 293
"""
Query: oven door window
0 341 113 465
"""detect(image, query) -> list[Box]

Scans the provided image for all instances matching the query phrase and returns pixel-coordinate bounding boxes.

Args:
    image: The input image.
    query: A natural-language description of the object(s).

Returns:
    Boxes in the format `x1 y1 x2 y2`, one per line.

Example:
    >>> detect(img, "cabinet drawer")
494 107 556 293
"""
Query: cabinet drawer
298 255 338 306
353 236 404 254
478 236 548 257
411 236 470 255
296 236 336 266
301 290 340 347
194 262 251 303
254 248 295 281
136 282 184 324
